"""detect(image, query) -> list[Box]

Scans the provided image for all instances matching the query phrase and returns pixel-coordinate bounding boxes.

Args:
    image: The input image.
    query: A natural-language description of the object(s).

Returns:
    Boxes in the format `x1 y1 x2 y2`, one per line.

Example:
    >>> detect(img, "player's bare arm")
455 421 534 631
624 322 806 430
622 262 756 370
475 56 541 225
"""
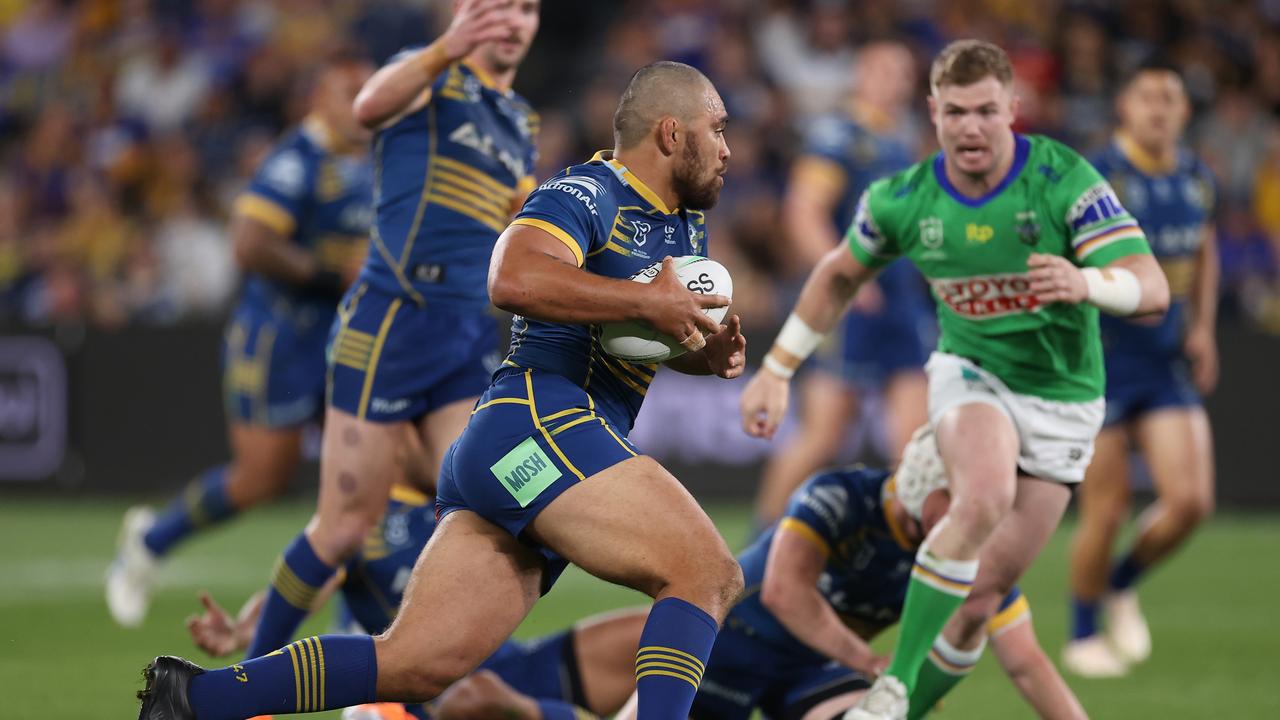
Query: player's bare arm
1184 226 1220 393
353 0 514 129
489 225 727 342
784 157 847 268
739 244 877 438
760 525 889 676
989 621 1089 720
230 213 355 290
1026 252 1170 316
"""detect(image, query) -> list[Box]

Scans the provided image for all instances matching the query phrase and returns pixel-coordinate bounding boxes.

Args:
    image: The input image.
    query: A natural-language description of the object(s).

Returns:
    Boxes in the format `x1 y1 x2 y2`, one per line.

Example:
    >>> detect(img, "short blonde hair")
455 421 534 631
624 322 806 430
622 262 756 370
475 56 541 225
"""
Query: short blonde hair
930 40 1014 93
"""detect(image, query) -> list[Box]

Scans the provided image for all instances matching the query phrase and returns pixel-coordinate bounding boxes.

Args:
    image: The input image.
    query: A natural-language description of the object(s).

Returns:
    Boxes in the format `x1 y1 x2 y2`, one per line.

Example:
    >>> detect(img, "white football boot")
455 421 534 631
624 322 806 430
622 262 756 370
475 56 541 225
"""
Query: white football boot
1105 590 1152 663
843 674 908 720
105 506 159 628
1062 635 1130 678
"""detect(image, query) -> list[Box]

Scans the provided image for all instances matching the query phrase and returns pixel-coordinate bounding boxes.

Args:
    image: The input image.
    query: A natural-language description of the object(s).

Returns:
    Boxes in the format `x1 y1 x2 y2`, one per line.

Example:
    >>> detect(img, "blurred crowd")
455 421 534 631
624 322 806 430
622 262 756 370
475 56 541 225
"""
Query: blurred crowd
3 0 1280 332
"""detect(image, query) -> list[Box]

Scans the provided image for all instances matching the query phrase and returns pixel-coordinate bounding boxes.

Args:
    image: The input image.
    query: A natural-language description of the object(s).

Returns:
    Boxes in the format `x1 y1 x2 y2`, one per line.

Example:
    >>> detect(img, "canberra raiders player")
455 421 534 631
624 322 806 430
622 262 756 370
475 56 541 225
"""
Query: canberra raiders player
741 40 1169 720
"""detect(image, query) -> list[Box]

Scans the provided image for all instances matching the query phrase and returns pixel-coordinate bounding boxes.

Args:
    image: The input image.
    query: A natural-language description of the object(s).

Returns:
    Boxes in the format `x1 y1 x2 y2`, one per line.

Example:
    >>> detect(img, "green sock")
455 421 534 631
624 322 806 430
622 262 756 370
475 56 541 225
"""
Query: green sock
884 544 979 693
907 636 985 719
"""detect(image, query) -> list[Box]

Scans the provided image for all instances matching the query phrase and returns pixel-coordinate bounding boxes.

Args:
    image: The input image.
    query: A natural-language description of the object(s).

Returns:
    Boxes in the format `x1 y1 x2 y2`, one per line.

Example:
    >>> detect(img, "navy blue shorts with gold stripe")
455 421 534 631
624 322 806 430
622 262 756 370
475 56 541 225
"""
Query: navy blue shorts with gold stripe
435 367 640 589
222 303 332 428
327 282 498 423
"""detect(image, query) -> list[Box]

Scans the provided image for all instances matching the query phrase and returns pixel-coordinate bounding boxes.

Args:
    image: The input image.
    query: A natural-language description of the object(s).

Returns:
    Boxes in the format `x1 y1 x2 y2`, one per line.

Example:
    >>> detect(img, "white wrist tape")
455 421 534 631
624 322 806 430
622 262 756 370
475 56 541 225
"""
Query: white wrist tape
762 353 795 379
774 312 825 361
1081 267 1141 315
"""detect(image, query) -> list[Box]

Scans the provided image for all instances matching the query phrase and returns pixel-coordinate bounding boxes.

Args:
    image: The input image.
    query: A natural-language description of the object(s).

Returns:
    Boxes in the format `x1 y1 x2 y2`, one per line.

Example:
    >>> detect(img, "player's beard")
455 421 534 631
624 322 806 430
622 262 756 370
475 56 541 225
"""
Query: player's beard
672 135 722 211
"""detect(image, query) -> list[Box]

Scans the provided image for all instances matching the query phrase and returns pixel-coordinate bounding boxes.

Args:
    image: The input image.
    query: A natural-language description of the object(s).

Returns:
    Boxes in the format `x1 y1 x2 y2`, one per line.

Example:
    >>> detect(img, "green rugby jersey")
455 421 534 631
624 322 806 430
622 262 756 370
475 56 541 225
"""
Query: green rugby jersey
846 134 1151 402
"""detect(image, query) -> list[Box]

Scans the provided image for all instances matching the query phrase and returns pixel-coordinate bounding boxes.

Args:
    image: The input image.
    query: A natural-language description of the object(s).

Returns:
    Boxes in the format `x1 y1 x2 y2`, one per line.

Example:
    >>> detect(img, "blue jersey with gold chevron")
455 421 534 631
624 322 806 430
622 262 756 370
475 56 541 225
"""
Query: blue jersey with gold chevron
234 116 373 315
1092 137 1214 360
729 467 916 655
360 58 538 308
505 151 709 435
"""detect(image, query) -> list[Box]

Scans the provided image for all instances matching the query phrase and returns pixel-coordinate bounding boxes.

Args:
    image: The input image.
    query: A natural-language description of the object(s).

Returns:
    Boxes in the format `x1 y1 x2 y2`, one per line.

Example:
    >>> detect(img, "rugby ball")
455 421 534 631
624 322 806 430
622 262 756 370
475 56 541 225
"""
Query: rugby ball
600 255 733 363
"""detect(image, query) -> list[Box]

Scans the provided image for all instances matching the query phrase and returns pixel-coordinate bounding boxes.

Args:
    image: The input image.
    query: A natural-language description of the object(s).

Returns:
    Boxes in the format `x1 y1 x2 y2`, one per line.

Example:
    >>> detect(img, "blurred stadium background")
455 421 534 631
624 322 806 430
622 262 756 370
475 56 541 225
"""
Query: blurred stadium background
1 0 1278 718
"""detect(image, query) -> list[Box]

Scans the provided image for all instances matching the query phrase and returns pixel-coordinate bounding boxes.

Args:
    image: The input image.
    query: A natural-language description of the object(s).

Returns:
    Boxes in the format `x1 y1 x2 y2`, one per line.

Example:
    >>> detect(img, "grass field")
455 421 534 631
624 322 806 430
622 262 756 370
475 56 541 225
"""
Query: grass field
2 498 1277 719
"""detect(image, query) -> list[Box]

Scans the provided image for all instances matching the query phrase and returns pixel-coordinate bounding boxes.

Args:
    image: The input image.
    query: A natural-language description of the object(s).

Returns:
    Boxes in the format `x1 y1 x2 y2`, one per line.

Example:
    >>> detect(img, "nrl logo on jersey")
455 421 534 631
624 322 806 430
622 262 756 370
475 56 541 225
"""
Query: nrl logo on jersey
931 272 1041 319
919 217 944 249
539 175 604 216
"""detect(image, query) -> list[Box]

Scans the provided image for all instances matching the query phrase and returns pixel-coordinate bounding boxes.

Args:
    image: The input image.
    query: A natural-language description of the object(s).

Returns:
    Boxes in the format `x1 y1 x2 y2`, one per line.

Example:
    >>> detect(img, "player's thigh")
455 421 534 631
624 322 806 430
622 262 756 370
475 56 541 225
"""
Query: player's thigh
1078 424 1133 521
226 421 304 495
318 406 407 519
378 509 544 692
1135 406 1215 513
416 395 479 485
527 455 741 611
934 402 1021 512
572 609 649 715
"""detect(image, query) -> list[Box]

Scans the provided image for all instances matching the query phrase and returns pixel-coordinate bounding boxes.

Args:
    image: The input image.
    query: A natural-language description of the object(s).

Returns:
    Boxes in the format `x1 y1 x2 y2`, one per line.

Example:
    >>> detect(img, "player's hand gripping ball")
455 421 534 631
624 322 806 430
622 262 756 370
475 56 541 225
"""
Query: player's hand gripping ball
601 256 733 363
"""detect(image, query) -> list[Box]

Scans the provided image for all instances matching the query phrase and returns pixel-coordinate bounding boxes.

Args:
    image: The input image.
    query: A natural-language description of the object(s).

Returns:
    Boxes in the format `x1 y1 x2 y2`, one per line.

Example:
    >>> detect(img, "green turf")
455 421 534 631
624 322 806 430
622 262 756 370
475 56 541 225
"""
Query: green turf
1 498 1277 719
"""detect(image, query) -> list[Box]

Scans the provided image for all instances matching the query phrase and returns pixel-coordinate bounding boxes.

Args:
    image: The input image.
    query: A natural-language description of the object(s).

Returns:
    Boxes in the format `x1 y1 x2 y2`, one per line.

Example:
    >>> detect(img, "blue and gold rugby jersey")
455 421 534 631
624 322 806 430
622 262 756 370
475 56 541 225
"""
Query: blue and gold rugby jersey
504 151 709 435
1092 137 1214 359
361 58 539 308
233 116 373 315
800 110 931 321
340 485 436 634
729 466 917 653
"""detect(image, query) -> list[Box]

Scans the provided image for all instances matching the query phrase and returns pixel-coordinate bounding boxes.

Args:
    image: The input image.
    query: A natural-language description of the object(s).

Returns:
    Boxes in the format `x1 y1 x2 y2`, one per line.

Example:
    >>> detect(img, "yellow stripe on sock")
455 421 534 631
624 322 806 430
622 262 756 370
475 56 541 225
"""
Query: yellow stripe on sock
286 642 303 712
987 594 1031 637
635 660 702 685
928 648 975 676
636 646 706 674
306 637 320 711
271 559 321 610
635 669 700 690
911 564 974 596
315 637 326 709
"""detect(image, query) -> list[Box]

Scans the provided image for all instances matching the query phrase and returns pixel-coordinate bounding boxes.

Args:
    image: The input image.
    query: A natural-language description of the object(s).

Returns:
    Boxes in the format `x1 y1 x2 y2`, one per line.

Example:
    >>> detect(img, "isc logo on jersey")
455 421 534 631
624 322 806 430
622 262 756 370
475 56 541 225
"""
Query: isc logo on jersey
931 273 1041 319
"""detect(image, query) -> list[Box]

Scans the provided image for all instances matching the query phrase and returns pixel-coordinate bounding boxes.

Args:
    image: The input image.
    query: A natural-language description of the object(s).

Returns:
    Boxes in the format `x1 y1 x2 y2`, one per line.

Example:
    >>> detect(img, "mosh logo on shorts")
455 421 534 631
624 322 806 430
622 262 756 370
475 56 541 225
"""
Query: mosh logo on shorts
930 273 1041 319
490 437 563 507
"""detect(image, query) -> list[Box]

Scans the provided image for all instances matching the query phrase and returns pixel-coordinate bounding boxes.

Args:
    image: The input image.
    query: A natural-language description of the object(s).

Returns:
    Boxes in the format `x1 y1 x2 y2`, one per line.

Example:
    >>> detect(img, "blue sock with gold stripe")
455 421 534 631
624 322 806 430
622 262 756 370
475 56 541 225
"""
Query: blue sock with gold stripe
188 635 376 720
246 533 336 658
634 597 717 720
883 543 979 693
143 465 235 557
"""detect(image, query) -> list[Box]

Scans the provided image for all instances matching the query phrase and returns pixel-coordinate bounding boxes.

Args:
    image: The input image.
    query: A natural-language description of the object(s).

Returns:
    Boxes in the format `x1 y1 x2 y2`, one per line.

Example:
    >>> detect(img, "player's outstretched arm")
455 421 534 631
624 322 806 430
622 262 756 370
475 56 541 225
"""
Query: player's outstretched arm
352 0 513 129
186 573 345 657
1027 252 1169 317
760 524 889 676
739 244 876 438
489 225 727 344
989 620 1089 720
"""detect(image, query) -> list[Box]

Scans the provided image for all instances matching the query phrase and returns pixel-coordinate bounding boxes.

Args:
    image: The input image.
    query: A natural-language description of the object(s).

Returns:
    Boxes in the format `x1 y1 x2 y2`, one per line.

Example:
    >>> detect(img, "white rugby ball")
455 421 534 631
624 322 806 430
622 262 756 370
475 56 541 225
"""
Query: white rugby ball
600 255 733 363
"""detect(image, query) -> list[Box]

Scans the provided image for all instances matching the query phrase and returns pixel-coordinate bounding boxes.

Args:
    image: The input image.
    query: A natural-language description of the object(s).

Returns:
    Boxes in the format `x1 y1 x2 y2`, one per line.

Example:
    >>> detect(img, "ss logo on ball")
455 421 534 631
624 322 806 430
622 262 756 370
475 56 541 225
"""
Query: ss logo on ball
687 273 715 294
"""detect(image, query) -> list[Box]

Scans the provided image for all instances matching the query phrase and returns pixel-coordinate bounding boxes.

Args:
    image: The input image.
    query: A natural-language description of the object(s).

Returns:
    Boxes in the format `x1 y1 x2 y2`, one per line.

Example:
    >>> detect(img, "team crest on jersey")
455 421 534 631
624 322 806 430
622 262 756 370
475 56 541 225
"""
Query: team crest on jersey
631 219 652 247
919 217 944 249
1015 211 1040 246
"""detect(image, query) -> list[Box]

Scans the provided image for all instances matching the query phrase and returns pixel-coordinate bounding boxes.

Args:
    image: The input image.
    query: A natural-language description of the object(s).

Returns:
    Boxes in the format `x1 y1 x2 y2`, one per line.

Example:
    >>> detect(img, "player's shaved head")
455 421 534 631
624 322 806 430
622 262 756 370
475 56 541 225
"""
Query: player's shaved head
613 61 714 149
